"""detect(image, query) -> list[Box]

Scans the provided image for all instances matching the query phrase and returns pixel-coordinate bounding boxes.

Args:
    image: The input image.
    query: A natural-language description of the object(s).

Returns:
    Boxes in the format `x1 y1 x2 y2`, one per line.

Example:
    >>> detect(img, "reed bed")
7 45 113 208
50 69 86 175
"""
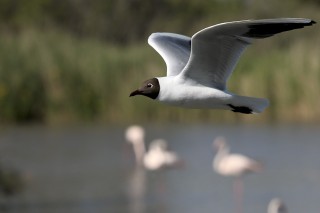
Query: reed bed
0 24 319 124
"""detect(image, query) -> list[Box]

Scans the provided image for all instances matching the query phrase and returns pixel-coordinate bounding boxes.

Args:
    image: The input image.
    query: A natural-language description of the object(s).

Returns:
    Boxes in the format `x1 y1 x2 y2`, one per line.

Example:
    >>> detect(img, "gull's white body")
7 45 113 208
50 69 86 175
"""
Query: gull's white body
157 76 231 109
145 18 315 113
157 76 267 111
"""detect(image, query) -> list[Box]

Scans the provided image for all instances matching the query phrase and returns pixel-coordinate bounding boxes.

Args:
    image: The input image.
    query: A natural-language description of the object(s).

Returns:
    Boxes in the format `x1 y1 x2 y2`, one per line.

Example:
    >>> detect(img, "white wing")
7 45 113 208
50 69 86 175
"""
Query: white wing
181 18 315 90
148 32 191 76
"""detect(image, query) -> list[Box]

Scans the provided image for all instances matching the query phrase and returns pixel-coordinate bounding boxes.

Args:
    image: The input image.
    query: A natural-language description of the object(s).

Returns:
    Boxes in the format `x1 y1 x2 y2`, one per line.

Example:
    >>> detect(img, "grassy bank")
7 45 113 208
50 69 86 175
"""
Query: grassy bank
0 24 319 124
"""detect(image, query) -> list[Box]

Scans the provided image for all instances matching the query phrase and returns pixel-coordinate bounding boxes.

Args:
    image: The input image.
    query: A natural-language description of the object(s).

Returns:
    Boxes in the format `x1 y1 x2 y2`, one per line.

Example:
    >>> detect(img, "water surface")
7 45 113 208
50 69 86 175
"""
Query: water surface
0 124 319 213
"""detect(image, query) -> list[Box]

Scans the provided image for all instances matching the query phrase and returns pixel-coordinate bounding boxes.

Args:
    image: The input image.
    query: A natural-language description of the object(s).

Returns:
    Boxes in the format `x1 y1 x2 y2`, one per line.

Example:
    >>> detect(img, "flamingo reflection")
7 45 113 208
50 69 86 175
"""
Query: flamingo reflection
125 125 182 213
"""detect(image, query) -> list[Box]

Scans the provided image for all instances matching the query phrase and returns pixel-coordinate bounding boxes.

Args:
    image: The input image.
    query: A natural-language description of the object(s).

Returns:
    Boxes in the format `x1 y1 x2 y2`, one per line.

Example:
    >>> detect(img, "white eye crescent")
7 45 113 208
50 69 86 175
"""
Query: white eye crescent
147 83 153 88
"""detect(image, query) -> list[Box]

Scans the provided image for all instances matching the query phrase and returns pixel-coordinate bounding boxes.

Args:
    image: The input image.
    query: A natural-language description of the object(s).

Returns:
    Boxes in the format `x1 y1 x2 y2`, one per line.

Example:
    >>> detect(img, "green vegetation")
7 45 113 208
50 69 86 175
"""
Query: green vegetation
0 0 319 124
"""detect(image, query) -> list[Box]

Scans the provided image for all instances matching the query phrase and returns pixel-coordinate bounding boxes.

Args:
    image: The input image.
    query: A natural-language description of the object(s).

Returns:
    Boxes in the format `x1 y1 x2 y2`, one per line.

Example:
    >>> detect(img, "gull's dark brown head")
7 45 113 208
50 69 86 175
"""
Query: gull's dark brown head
129 78 160 99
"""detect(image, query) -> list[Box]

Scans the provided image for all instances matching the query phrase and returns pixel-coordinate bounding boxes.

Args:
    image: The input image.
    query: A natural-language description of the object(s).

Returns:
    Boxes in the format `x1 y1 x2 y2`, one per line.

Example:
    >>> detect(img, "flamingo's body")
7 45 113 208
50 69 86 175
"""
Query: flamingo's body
213 137 262 177
125 125 181 171
213 137 262 213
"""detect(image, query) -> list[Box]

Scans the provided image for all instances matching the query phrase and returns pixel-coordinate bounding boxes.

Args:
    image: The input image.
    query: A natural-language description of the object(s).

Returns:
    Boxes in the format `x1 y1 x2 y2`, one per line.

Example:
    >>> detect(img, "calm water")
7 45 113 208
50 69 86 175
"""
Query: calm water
0 124 319 213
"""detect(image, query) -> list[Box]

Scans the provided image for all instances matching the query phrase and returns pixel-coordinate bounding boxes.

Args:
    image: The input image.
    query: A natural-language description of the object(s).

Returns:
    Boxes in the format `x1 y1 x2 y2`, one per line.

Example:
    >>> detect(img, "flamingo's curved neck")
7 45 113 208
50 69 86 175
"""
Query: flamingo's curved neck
214 145 230 166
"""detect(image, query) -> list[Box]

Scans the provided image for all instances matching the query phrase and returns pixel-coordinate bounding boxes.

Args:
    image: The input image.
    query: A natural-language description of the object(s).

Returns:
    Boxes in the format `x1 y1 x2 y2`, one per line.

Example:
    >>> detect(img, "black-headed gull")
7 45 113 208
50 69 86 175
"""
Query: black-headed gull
130 18 315 114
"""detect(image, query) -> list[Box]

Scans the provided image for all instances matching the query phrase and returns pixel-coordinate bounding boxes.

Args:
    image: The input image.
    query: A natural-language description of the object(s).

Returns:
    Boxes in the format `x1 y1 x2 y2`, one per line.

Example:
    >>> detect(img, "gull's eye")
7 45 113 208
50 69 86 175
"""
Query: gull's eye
147 83 153 88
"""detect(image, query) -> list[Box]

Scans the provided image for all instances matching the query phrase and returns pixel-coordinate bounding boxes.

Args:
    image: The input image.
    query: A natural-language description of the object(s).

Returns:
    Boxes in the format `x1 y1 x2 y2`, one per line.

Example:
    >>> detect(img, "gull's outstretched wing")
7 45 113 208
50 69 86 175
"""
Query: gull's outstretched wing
181 18 315 90
148 33 191 76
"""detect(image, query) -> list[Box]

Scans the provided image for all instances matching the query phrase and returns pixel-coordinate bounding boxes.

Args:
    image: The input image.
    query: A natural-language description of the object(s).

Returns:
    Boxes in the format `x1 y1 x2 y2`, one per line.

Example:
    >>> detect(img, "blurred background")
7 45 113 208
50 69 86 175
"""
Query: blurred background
0 0 319 212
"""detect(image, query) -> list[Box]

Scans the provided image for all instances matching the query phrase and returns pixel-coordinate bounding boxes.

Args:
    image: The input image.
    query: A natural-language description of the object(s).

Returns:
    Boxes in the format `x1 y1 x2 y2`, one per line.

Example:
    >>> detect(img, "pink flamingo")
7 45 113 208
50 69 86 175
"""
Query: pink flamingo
213 137 263 213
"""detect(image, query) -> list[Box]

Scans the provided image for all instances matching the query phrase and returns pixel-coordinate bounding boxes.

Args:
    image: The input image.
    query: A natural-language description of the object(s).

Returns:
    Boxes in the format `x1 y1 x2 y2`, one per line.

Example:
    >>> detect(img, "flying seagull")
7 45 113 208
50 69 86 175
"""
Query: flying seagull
130 18 315 114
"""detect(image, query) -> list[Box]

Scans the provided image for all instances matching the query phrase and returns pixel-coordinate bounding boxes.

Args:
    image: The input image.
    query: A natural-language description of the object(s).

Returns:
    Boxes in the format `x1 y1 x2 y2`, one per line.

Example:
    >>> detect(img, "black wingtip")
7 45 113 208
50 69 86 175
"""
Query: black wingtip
243 19 316 39
227 104 253 114
310 20 316 25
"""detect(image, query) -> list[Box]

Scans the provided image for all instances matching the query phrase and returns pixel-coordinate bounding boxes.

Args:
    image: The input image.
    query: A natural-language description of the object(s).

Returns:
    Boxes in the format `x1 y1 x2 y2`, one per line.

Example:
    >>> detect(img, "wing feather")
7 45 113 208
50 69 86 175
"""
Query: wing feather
180 18 315 90
148 33 191 76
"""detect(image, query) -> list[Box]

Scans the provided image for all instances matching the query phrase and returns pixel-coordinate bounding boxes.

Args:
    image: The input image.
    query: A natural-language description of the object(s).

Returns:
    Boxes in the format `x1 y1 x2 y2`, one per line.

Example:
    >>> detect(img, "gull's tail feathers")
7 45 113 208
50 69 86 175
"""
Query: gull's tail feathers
229 95 269 114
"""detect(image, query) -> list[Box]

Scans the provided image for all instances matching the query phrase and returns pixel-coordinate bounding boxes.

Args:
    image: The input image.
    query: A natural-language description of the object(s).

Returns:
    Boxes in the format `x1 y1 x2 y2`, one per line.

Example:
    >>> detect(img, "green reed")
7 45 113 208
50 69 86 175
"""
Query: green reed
0 26 319 124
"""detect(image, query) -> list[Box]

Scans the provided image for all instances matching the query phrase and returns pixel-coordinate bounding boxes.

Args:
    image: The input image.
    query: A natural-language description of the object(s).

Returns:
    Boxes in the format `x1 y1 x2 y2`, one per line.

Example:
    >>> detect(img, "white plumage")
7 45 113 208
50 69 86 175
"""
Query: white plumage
212 136 263 213
268 198 288 213
213 136 262 176
143 139 180 170
131 18 315 114
125 125 181 171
